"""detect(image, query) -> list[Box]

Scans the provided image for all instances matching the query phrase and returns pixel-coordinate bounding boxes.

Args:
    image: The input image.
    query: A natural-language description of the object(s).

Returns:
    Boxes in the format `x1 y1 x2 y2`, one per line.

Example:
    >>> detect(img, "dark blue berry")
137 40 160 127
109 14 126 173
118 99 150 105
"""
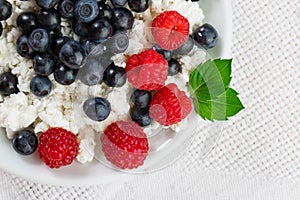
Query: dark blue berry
28 28 50 53
0 72 19 96
112 7 134 31
103 63 126 87
130 107 152 127
130 89 151 109
83 97 111 121
16 35 35 58
50 36 70 56
74 0 99 23
88 18 113 43
128 0 149 13
0 1 12 21
16 12 38 34
38 9 61 31
12 130 38 155
97 3 113 20
30 75 52 97
173 35 194 55
72 19 90 38
107 32 129 54
110 0 127 7
153 44 172 61
193 23 218 49
33 52 56 76
77 57 105 86
35 0 60 9
54 63 78 85
59 40 86 69
57 0 74 19
168 58 181 76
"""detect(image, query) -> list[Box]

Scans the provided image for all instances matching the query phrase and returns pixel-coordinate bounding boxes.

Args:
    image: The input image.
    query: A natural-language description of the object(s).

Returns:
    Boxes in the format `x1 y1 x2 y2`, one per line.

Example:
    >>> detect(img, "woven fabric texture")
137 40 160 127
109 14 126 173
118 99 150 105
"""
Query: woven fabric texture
0 0 300 199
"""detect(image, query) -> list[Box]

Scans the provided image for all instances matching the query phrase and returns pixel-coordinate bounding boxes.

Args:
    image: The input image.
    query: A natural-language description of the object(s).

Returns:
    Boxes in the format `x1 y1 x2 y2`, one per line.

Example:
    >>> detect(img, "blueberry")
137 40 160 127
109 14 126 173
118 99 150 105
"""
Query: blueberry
77 57 105 86
128 0 149 13
130 89 151 109
106 32 129 54
57 0 74 19
33 52 56 76
30 75 52 97
110 0 127 7
12 130 38 155
72 19 90 38
38 9 61 31
112 7 134 31
28 28 50 53
193 23 218 49
88 18 113 43
153 44 172 61
0 72 19 96
50 36 70 56
0 23 2 37
54 63 78 85
173 35 194 55
103 63 126 87
83 97 111 121
59 40 86 69
168 58 181 76
130 107 152 127
74 0 99 23
35 0 60 9
16 35 36 58
97 3 113 20
0 1 12 21
16 12 38 34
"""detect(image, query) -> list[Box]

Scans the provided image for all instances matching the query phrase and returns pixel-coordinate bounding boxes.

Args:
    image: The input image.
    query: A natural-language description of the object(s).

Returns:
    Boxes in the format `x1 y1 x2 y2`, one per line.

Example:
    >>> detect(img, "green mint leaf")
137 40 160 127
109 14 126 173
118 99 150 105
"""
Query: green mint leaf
189 58 244 120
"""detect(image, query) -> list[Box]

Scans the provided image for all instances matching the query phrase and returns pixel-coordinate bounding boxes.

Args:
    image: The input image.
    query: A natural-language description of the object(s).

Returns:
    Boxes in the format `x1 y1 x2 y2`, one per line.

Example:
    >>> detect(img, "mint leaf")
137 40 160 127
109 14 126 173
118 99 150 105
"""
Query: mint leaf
189 59 244 120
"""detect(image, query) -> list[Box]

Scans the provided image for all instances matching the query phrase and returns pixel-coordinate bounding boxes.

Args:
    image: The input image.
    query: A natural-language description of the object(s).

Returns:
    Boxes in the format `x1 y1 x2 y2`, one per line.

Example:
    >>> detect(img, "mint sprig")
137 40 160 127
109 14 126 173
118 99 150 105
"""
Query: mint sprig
189 59 244 120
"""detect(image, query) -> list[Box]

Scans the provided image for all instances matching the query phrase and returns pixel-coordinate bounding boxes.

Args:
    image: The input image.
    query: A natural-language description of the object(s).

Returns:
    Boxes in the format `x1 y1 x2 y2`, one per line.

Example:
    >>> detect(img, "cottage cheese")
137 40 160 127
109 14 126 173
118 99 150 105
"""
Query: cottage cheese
0 0 206 163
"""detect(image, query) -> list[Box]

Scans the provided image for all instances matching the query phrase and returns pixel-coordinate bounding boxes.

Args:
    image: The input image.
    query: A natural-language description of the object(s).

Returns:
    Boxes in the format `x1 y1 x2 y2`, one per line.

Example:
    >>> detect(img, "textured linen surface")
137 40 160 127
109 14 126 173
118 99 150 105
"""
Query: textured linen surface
1 0 300 199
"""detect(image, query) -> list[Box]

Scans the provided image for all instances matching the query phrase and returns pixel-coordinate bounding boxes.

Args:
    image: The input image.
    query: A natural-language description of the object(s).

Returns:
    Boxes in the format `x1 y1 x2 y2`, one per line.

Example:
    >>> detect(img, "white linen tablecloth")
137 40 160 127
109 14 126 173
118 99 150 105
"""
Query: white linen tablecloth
1 0 300 199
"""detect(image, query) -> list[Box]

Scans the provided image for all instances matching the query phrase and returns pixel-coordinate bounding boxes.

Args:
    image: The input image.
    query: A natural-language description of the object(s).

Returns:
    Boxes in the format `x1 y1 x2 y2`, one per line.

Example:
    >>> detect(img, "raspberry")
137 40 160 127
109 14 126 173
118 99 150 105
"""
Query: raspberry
38 127 79 168
125 49 168 90
150 83 192 126
152 11 190 50
100 121 149 169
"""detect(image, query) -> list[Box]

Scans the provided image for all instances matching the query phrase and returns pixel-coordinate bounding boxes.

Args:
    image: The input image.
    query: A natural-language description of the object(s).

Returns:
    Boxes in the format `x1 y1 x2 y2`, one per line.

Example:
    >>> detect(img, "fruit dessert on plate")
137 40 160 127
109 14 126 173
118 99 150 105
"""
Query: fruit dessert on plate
0 0 244 170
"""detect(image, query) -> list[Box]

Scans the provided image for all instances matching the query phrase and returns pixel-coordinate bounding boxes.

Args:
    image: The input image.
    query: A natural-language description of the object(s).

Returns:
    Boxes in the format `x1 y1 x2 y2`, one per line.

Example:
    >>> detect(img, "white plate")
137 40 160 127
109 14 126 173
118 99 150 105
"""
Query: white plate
0 0 232 186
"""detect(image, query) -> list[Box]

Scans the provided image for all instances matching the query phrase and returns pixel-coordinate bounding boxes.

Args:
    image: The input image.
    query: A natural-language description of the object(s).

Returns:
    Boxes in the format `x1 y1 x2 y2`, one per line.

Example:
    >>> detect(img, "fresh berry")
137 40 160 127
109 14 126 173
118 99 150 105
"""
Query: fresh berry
0 1 12 21
103 63 126 87
59 40 86 69
128 0 149 13
30 75 52 97
130 107 152 127
33 52 56 76
54 63 78 85
74 0 99 23
100 120 149 169
193 23 218 49
35 0 60 9
173 35 194 55
0 72 19 96
151 11 190 50
152 44 173 61
38 9 61 31
12 130 38 155
106 32 129 54
50 36 70 56
130 89 151 109
83 97 111 121
88 18 113 43
150 83 192 126
57 0 74 19
16 35 35 58
110 0 127 7
16 12 39 34
77 57 105 86
72 19 90 38
125 49 168 90
28 28 50 53
112 7 134 32
38 127 79 168
167 58 181 76
97 3 113 20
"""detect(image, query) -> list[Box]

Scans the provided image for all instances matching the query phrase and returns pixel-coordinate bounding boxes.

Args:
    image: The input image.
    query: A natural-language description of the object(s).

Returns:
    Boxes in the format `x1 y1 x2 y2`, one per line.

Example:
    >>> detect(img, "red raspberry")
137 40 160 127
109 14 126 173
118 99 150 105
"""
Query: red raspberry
100 121 149 169
38 128 79 168
125 49 168 90
152 11 190 50
150 83 192 126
